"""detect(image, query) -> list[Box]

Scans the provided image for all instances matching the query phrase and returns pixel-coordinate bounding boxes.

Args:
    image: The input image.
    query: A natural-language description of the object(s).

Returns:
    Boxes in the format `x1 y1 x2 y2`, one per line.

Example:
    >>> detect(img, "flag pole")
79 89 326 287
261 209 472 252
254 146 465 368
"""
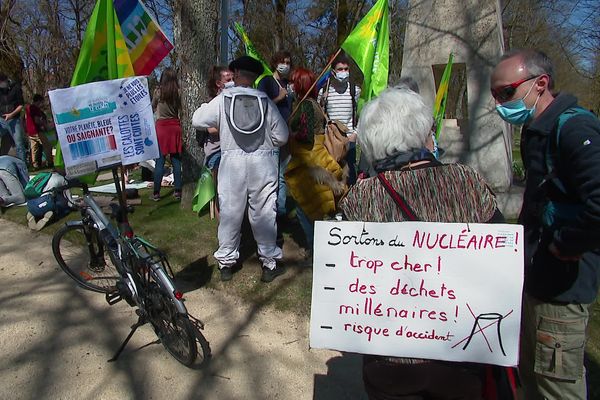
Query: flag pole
288 48 341 123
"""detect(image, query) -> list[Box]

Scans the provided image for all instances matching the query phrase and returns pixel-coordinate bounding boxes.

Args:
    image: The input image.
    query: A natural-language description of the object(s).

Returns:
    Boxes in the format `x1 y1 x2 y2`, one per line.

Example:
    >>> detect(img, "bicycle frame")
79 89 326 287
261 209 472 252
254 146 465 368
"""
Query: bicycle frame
54 166 209 365
66 167 186 314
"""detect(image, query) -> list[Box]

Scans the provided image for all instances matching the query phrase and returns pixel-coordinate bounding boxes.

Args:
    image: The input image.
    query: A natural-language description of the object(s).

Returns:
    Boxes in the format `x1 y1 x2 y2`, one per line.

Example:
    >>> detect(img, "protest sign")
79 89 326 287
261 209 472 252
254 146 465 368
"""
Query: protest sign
48 76 159 177
310 221 524 367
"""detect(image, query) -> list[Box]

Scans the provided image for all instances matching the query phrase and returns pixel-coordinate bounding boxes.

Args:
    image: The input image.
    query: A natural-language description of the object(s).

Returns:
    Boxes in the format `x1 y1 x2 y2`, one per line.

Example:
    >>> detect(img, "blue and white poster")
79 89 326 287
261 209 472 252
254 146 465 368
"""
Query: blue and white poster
48 76 159 177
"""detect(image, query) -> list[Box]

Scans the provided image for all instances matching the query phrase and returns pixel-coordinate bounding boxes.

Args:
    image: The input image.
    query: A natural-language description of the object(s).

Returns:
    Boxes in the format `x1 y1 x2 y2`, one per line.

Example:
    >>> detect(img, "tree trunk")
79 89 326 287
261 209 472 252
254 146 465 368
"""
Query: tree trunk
274 0 287 51
173 0 219 208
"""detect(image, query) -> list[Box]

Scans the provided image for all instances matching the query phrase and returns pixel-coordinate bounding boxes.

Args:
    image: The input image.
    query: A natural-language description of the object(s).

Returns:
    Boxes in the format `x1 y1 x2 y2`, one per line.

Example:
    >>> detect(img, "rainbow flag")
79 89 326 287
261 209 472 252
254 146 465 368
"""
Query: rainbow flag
114 0 173 76
55 0 135 183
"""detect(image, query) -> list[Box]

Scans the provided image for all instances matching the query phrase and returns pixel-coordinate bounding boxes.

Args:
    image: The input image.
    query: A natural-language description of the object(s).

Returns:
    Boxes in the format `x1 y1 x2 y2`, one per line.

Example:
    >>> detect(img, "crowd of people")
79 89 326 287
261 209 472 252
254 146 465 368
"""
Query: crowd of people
1 46 600 399
188 51 364 281
0 72 55 210
188 48 600 400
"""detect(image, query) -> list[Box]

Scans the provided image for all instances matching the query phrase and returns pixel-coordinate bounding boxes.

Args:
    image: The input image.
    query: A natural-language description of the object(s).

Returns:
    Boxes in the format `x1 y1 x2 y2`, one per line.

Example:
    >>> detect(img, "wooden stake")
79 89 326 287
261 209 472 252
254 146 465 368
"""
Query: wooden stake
288 48 341 123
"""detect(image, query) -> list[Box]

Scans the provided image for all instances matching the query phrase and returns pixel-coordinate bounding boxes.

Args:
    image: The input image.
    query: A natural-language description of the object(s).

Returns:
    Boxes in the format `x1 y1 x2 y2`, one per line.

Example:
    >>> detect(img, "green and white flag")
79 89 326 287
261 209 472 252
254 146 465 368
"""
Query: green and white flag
192 166 216 214
341 0 390 112
234 22 273 86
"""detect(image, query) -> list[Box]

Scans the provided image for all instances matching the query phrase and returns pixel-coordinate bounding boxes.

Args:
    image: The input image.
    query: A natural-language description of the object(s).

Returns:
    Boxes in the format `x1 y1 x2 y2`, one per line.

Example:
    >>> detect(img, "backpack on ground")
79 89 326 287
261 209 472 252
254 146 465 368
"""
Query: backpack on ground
23 172 52 199
27 191 71 219
26 172 73 226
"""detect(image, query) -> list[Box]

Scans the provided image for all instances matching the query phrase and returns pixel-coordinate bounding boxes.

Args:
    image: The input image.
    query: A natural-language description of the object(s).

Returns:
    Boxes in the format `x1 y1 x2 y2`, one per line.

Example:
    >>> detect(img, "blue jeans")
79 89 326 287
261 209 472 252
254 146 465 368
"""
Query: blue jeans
277 152 290 216
153 153 182 194
0 118 26 162
205 151 221 171
346 144 357 186
296 206 314 250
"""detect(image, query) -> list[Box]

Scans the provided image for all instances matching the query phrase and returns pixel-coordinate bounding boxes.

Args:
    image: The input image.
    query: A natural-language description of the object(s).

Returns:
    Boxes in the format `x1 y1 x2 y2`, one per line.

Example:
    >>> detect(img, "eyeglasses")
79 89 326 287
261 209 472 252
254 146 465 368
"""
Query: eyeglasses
491 76 537 102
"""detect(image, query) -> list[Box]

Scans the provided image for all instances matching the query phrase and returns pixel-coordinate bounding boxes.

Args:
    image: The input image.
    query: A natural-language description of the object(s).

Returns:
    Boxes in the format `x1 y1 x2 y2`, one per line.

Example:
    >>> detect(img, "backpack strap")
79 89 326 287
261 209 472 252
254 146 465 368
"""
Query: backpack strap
545 107 597 194
350 80 357 130
321 78 330 112
377 172 420 221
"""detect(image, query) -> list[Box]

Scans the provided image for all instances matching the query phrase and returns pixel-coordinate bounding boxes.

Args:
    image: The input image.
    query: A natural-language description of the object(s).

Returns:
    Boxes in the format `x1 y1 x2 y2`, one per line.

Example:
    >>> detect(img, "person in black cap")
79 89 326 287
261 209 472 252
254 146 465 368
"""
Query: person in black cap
192 56 289 283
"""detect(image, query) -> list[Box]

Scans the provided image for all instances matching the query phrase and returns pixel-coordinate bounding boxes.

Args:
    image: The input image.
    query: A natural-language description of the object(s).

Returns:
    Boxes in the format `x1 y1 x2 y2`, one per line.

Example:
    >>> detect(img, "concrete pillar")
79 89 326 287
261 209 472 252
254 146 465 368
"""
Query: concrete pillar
401 0 512 192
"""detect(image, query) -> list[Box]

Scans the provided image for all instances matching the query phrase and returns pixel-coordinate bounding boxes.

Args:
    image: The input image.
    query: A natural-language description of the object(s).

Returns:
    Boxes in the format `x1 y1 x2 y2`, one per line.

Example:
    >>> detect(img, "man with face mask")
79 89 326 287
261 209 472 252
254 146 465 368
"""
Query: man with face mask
258 50 293 121
192 56 289 283
491 49 600 400
318 52 361 185
257 50 294 243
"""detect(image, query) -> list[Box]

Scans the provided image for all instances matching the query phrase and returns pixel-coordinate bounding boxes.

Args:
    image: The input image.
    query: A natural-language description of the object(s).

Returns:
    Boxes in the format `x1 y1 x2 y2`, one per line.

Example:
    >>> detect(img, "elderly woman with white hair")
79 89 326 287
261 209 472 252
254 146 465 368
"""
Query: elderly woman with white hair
339 87 504 400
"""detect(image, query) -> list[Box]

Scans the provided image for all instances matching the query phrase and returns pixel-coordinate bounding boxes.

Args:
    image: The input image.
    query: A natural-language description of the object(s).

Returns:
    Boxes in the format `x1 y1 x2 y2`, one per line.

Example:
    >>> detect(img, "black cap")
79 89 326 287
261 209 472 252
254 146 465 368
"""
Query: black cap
229 56 263 76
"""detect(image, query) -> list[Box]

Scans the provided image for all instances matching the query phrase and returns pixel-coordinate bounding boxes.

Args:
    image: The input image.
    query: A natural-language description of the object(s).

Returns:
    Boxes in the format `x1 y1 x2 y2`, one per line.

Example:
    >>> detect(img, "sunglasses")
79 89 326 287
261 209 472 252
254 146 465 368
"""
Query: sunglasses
491 76 537 102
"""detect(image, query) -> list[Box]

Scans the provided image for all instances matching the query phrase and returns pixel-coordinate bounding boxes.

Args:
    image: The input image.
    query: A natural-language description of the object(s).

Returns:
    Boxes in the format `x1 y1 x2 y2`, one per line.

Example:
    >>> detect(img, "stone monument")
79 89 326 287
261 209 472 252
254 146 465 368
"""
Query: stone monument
401 0 513 193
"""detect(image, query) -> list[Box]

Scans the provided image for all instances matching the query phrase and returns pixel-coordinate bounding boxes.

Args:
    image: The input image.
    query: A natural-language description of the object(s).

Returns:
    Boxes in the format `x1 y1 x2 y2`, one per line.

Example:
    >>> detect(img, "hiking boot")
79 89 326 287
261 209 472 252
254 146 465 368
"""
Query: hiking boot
173 190 182 200
261 264 286 283
150 193 160 202
220 267 233 282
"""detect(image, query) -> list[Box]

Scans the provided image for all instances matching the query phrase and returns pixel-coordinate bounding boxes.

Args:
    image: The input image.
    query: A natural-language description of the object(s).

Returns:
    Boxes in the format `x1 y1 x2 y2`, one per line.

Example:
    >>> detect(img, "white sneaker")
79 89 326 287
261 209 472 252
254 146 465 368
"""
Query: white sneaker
32 211 54 231
27 212 36 230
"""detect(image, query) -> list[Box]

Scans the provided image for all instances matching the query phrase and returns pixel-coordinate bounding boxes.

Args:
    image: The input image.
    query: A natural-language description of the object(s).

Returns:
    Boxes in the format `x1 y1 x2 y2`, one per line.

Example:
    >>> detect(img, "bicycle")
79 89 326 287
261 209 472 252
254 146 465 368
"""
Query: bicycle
52 167 210 367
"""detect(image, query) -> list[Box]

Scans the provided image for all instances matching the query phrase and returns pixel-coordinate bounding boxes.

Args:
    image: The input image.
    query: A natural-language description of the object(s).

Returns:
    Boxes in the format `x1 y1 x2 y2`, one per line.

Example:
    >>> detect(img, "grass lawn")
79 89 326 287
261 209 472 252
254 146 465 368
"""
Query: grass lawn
1 167 314 315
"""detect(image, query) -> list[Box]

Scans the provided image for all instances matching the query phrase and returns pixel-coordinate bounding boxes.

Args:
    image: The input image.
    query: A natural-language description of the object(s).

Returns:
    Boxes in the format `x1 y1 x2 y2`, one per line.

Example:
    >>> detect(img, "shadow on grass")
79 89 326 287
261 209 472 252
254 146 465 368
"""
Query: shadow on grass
174 256 214 293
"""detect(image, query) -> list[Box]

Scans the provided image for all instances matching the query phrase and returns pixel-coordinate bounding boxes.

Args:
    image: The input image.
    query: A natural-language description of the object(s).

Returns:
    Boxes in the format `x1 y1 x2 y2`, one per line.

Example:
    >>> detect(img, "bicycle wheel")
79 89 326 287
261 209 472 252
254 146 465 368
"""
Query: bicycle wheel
52 224 120 293
147 283 198 366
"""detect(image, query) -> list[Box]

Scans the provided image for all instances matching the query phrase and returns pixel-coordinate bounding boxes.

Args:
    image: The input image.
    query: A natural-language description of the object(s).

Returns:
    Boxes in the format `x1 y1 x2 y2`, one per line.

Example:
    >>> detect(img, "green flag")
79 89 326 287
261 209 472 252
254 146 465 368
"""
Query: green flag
192 166 216 214
233 22 273 87
341 0 389 112
55 0 135 182
433 53 454 140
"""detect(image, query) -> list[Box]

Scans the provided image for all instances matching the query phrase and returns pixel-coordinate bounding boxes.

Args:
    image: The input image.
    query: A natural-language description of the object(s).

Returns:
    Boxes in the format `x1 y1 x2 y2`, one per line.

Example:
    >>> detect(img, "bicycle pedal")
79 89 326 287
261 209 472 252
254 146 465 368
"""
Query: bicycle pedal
105 291 122 305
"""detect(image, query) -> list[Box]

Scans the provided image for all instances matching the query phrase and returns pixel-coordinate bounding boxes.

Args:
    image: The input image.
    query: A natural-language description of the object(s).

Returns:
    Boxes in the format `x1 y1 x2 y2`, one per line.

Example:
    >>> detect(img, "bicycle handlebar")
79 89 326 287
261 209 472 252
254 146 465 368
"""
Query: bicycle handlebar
52 178 89 194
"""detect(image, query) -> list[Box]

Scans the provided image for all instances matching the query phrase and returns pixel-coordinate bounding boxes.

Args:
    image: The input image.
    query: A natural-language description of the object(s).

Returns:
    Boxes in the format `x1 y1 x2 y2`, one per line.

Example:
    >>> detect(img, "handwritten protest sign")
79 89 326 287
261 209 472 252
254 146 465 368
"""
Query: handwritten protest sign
310 221 524 367
48 77 159 177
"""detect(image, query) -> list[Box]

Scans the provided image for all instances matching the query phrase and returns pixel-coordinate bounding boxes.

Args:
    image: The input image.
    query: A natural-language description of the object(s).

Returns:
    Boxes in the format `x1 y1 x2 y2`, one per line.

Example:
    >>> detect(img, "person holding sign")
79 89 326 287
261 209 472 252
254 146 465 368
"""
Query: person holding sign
339 87 504 399
192 56 289 283
151 68 183 201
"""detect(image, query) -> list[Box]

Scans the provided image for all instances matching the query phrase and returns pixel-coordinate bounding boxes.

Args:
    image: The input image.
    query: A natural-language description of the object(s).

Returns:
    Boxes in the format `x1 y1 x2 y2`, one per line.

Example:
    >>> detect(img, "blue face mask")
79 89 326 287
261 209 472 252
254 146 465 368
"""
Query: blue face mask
495 80 540 125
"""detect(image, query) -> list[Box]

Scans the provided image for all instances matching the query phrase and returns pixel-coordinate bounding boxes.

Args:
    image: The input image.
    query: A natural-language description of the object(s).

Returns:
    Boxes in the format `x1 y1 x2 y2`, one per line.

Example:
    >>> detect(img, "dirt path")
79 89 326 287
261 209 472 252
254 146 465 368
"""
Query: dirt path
0 218 367 399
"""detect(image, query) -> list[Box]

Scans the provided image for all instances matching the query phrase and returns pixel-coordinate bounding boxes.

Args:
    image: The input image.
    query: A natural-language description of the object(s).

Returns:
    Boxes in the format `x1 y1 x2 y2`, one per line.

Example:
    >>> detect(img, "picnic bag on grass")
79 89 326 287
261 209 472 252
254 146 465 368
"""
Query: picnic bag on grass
26 172 73 220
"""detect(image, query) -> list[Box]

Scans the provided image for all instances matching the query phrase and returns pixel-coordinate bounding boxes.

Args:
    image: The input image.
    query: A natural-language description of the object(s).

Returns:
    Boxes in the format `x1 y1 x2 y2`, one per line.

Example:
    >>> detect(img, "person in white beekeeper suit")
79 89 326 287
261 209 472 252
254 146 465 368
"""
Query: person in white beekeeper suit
192 56 289 283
